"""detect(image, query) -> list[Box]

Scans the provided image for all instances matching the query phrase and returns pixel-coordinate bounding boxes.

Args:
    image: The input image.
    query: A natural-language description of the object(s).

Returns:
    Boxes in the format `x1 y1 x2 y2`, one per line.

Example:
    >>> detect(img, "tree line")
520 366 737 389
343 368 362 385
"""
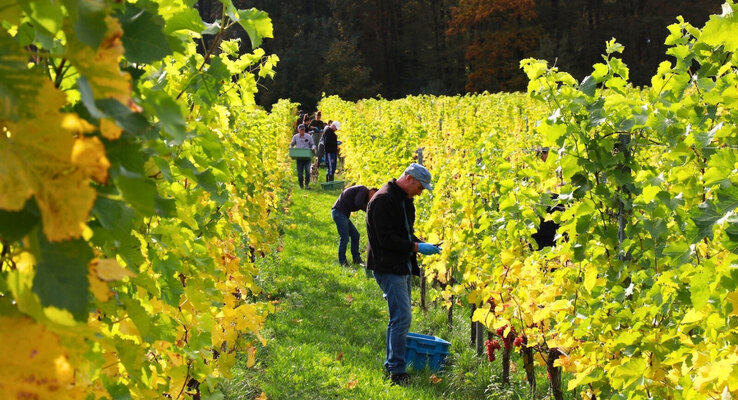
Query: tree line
196 0 721 111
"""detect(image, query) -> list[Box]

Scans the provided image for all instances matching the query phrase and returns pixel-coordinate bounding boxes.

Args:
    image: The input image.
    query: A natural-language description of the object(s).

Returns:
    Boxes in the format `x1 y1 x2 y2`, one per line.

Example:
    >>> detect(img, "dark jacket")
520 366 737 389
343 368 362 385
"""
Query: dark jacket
333 185 370 217
366 179 420 276
323 126 338 153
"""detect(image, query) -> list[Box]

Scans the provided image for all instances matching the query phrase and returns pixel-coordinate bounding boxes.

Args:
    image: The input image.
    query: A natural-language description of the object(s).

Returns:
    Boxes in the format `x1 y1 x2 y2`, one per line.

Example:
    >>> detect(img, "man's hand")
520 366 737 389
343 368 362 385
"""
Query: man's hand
417 242 441 255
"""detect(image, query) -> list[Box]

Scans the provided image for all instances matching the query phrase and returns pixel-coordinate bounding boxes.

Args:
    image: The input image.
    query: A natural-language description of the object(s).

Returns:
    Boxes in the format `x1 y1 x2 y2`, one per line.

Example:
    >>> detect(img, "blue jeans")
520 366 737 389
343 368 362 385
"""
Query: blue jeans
374 272 412 374
296 159 311 188
325 152 337 181
331 208 360 264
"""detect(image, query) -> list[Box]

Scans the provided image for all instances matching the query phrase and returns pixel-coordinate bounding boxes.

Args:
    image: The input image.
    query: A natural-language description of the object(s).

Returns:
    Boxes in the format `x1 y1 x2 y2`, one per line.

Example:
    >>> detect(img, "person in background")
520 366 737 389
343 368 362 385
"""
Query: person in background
309 111 325 133
331 185 379 267
295 109 305 133
289 124 316 189
323 121 340 181
365 163 441 386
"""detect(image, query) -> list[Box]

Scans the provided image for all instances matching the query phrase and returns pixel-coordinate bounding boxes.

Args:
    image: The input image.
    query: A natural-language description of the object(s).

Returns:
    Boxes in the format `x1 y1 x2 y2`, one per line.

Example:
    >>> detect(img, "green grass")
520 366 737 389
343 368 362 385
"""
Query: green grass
220 176 573 400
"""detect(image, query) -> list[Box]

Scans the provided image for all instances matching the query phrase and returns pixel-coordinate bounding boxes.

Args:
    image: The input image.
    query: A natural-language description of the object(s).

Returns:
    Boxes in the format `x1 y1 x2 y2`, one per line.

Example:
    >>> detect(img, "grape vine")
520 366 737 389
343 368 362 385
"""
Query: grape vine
320 3 738 398
1 1 294 398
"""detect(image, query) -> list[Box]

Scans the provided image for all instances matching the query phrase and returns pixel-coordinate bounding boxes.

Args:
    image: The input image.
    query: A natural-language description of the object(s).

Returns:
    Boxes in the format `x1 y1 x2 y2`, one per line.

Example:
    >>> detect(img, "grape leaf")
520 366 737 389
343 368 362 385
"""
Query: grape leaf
234 8 273 49
0 31 45 121
0 316 81 398
32 234 93 321
163 6 205 34
700 12 738 53
73 0 109 49
0 198 40 242
0 81 106 241
117 5 172 64
65 15 131 105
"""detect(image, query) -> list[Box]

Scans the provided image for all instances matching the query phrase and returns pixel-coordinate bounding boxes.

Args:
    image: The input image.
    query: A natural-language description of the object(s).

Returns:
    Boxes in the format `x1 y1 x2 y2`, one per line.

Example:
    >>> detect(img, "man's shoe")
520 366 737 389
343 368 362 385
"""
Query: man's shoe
353 258 365 266
390 373 410 386
339 260 350 267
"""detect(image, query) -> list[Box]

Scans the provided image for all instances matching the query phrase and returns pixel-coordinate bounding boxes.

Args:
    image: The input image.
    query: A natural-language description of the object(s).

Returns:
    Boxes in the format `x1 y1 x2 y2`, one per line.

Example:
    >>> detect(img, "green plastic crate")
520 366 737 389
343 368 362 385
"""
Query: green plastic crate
289 148 313 159
320 180 345 190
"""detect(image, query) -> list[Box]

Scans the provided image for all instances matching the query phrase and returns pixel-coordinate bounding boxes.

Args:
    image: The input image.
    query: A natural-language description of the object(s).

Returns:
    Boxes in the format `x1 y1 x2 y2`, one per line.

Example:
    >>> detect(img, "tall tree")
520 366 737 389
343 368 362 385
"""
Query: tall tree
447 0 540 93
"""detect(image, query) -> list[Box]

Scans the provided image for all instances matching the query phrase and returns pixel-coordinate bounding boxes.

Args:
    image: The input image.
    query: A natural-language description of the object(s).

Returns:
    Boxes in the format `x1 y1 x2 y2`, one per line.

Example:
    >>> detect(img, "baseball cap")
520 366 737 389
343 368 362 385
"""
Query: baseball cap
404 163 433 191
332 121 341 130
298 124 306 130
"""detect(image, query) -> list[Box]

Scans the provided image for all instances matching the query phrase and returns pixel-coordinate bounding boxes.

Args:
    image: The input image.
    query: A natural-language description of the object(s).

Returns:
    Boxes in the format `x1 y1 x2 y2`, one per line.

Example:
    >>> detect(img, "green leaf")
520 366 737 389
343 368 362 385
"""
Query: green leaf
32 234 93 321
113 168 157 216
143 90 186 142
234 8 273 49
74 0 108 49
700 12 738 52
0 198 40 242
164 7 205 34
155 196 177 218
25 0 64 35
704 148 736 187
92 196 135 232
195 169 219 195
123 297 153 342
0 31 45 121
579 75 596 97
0 1 24 26
117 5 172 64
95 98 149 134
689 269 711 309
103 382 132 400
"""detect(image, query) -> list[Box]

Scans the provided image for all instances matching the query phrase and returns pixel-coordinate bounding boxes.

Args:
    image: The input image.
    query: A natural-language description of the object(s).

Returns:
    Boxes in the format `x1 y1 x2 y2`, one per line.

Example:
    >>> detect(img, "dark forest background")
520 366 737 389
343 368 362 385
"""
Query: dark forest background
196 0 722 111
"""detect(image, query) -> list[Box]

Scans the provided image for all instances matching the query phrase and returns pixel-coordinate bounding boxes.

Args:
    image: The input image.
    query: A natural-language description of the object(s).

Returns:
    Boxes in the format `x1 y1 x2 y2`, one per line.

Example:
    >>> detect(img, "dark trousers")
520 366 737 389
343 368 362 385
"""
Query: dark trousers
296 159 311 188
326 152 337 181
331 208 361 264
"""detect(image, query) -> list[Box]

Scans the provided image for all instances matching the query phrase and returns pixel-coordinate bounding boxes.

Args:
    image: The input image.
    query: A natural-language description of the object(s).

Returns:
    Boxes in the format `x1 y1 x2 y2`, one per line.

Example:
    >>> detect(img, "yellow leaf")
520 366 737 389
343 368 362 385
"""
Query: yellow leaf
255 392 268 400
584 265 598 293
346 378 358 389
246 345 256 368
0 80 99 241
88 264 111 302
550 299 572 313
95 258 136 281
681 309 705 324
65 16 131 105
501 249 516 265
100 118 123 140
72 136 110 183
0 316 85 399
726 291 738 316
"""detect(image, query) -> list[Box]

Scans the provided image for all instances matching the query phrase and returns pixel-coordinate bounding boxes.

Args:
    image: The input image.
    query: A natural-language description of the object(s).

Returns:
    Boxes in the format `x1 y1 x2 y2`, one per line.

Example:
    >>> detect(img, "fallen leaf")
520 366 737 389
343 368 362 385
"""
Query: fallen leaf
254 392 268 400
429 374 442 384
346 294 354 305
346 379 358 389
336 352 344 362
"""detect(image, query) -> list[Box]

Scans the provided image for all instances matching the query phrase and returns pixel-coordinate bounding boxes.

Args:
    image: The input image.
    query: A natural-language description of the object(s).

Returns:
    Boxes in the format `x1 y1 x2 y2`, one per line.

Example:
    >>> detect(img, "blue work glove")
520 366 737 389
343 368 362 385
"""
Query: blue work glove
417 242 441 255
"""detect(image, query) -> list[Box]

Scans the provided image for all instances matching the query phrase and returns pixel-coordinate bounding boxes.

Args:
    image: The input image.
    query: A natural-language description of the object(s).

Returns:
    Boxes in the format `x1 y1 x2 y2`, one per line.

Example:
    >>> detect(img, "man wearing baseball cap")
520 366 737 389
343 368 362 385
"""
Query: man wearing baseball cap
323 121 340 181
365 162 441 386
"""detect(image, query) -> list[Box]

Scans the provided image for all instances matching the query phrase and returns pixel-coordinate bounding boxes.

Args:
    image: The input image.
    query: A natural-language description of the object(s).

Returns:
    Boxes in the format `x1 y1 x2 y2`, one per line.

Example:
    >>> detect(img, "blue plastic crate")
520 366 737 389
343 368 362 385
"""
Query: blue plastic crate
405 332 451 371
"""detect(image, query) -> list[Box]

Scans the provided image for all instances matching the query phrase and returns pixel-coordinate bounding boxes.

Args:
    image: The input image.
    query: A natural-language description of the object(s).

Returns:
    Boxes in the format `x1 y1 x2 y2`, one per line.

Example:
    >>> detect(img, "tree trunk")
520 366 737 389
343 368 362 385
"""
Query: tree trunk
546 348 564 400
521 343 536 393
501 344 511 386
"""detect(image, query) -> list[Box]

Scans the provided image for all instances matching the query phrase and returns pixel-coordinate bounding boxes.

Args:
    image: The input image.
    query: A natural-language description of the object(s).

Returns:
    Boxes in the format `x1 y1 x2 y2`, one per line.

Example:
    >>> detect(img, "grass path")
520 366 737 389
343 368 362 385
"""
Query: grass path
221 184 565 400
